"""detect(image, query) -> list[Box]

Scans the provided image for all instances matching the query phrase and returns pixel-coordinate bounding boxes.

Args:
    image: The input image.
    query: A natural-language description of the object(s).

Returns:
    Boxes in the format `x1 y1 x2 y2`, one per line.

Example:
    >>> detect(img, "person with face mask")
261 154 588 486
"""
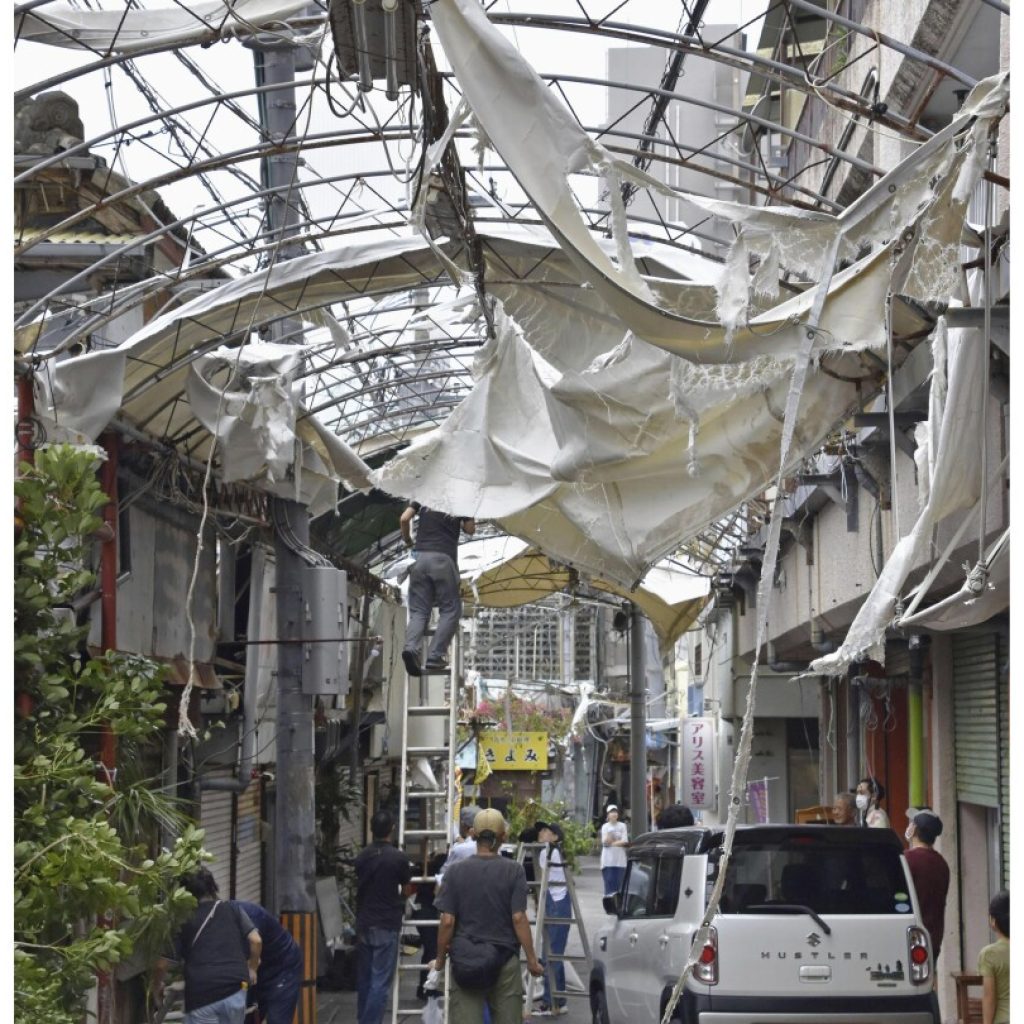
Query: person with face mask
855 777 890 828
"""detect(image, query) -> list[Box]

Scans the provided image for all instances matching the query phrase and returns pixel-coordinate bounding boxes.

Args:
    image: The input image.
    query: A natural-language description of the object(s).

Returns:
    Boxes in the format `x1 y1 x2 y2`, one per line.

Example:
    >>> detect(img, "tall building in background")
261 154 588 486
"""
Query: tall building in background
606 29 747 251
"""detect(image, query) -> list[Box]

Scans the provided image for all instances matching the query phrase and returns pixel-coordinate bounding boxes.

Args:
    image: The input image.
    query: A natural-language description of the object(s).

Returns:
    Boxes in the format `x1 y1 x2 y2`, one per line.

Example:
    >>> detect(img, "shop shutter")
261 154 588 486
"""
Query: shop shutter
952 628 1009 885
234 783 263 903
200 771 263 901
200 773 234 896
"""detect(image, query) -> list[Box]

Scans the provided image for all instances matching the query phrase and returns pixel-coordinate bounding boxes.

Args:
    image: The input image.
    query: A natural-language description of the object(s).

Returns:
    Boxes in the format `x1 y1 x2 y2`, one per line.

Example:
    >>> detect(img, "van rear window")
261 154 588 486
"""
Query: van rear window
714 837 910 916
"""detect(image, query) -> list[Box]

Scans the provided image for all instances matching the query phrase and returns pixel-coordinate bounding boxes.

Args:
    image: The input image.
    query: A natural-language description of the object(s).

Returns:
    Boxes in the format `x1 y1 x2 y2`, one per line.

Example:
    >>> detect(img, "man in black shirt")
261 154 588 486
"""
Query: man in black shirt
399 502 475 676
233 900 303 1024
434 809 543 1024
355 809 414 1024
162 867 262 1024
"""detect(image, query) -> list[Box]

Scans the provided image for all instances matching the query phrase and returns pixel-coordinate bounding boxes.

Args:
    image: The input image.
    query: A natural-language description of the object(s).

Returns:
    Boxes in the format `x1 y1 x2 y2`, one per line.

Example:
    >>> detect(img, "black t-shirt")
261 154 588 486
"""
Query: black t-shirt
174 899 255 1011
411 503 469 564
355 841 413 932
234 901 302 985
435 855 527 950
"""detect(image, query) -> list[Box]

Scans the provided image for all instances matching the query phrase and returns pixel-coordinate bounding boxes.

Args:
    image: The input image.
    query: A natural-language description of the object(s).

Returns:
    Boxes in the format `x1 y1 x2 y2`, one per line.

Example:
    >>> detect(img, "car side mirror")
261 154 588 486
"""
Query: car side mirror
603 893 622 916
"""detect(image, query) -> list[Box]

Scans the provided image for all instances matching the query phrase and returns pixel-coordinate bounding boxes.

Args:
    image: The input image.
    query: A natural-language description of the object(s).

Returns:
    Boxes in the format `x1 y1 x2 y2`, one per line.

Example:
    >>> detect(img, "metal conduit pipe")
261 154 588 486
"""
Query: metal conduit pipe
906 634 929 808
629 603 648 835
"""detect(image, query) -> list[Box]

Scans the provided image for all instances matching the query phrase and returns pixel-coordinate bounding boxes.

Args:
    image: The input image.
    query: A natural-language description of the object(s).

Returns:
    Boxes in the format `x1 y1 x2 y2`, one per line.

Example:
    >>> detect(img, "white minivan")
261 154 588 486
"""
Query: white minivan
591 824 940 1024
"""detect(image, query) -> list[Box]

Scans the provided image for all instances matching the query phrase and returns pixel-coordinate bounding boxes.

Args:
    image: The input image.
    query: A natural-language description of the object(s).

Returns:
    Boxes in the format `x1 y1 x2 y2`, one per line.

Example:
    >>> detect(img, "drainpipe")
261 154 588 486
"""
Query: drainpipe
629 603 648 835
907 635 929 808
766 641 809 674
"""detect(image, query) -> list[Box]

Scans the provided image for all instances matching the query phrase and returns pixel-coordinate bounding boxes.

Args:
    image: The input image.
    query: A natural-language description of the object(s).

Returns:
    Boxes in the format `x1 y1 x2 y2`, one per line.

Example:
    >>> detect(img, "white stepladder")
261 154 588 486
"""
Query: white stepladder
390 630 462 1024
517 839 591 1019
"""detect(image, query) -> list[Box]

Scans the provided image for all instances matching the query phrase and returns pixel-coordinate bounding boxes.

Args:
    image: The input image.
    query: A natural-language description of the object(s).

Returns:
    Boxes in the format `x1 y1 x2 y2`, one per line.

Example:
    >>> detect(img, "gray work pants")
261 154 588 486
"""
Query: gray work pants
404 550 461 661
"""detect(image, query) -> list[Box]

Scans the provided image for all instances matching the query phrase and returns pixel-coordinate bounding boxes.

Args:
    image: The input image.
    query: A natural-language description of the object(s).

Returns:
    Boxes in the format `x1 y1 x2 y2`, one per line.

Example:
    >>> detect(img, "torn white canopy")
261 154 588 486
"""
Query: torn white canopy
809 318 988 675
15 0 312 54
898 531 1009 632
374 298 874 587
427 0 1008 359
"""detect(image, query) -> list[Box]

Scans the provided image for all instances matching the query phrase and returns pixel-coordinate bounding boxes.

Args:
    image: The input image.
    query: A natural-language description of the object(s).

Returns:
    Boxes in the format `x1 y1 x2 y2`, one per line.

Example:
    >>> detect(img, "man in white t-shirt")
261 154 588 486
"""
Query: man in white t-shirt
534 822 570 1016
599 805 628 897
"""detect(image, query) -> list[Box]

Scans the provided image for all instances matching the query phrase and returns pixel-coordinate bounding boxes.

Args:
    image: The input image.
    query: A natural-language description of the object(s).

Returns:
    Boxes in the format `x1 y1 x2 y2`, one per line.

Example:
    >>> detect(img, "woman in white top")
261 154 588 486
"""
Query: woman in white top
599 805 628 896
856 777 891 828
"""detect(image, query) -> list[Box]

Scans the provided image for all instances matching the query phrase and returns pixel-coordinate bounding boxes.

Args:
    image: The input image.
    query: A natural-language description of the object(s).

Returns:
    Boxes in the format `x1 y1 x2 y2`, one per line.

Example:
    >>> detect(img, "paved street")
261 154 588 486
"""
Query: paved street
317 854 607 1024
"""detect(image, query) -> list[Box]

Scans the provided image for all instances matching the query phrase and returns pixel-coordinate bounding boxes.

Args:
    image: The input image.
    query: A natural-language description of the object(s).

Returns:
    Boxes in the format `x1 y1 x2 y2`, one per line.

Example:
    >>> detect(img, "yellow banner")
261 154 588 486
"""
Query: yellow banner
479 731 548 771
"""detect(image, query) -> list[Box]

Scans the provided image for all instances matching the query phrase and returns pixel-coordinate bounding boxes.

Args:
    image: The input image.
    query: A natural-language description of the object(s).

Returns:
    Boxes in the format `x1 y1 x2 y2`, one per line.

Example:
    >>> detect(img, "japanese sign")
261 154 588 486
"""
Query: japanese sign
680 717 716 810
479 731 548 771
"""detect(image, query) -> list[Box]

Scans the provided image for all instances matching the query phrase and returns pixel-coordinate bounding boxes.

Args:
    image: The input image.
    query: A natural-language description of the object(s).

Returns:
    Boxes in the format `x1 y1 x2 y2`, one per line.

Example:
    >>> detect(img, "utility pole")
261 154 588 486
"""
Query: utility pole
246 23 317 1022
629 603 648 835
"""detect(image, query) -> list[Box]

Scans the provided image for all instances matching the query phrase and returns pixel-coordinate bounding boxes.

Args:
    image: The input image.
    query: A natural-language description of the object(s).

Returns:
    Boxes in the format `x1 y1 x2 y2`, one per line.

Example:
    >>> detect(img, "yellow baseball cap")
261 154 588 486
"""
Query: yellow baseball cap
473 808 506 837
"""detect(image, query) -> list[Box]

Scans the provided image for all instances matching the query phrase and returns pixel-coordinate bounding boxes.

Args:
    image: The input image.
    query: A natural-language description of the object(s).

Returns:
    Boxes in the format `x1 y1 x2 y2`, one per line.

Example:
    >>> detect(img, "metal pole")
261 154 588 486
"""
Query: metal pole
629 604 648 836
272 498 317 1021
251 26 318 1021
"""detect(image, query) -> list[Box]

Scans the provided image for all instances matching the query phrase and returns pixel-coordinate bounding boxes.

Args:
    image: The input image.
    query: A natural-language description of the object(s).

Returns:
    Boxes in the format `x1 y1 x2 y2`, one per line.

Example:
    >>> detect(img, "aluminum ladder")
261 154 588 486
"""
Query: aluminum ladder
390 629 461 1023
517 839 592 1017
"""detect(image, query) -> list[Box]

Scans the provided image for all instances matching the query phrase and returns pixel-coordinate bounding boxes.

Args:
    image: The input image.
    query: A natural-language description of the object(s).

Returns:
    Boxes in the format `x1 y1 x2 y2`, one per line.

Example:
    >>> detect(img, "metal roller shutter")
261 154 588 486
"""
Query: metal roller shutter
200 771 263 900
234 783 263 903
200 773 234 897
952 629 1009 885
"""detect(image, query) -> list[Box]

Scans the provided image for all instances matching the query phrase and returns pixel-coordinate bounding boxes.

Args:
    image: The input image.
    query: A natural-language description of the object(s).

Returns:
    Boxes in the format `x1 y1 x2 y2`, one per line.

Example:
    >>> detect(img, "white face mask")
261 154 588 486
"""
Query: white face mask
855 794 870 811
905 826 915 843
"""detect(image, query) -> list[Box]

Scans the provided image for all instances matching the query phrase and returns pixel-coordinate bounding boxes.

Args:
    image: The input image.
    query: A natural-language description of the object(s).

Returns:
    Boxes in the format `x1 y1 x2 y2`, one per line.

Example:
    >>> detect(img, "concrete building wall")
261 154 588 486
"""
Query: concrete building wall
606 31 746 249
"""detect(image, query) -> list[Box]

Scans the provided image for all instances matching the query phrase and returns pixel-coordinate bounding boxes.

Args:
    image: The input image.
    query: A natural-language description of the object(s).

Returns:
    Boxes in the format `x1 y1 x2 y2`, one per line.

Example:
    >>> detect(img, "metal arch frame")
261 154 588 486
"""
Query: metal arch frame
484 12 936 140
14 68 876 258
14 78 878 333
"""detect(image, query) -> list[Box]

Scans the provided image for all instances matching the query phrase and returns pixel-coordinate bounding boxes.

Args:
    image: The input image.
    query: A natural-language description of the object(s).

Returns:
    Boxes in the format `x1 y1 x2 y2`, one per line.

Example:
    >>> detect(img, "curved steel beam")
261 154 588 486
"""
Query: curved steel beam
484 13 935 139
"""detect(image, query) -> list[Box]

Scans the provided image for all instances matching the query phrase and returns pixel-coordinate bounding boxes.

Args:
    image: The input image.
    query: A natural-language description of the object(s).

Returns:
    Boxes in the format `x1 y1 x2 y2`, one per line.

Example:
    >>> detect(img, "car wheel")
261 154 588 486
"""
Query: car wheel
591 987 611 1024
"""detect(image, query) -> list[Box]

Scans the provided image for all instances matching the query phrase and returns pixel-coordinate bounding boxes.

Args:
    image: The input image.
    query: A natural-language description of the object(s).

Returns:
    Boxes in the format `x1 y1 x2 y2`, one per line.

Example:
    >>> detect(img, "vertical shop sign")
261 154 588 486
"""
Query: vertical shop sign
681 718 716 810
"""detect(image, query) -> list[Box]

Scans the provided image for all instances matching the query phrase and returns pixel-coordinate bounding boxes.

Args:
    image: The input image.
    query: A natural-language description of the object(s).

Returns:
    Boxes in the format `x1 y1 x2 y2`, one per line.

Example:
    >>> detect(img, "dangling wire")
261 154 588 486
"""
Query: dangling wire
884 283 903 544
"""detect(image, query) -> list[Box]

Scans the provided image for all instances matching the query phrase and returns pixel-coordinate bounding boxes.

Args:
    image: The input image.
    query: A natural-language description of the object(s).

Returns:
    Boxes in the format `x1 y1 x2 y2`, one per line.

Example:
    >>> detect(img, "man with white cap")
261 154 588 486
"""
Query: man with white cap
904 807 950 962
599 805 629 897
432 808 544 1024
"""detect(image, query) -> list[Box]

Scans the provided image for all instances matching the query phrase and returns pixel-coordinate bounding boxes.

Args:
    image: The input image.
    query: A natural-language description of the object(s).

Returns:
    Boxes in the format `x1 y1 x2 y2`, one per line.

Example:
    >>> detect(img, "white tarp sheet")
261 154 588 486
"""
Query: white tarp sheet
427 0 1007 360
809 318 987 674
897 531 1009 632
15 0 311 54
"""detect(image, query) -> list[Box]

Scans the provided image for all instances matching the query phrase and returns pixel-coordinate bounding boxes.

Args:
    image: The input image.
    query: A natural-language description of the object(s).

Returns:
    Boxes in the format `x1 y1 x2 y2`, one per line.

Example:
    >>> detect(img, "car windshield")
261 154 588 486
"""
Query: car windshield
712 835 911 916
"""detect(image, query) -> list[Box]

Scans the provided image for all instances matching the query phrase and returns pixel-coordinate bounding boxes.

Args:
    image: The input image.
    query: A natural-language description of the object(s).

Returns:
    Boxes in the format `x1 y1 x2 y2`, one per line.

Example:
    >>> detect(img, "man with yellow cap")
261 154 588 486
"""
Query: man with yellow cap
432 808 544 1024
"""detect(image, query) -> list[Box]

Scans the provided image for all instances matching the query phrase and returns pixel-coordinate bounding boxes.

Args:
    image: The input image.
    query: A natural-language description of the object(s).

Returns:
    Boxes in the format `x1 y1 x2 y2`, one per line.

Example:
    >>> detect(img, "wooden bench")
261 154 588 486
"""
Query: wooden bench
953 971 983 1024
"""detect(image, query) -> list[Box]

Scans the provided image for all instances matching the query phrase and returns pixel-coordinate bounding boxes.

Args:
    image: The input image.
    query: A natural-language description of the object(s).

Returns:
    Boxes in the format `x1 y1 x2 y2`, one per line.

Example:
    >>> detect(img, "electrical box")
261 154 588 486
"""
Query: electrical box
302 566 349 699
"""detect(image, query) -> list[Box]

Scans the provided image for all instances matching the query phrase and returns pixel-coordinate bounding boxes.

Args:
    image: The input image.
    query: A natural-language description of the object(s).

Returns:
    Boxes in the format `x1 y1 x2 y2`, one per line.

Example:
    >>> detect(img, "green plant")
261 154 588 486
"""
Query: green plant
475 696 573 737
315 761 362 921
14 445 206 1022
505 798 596 869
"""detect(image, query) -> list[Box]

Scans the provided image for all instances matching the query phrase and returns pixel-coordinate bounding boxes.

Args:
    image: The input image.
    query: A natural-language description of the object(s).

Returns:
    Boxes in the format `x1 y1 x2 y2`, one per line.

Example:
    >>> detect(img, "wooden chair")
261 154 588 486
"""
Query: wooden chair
952 971 983 1024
